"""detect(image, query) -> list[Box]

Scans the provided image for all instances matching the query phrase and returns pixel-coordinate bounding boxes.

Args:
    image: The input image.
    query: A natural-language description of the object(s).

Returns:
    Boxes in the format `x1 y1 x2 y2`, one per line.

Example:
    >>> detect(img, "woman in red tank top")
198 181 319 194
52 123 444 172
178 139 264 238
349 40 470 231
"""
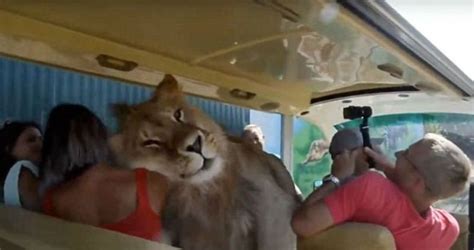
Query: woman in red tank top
39 104 168 242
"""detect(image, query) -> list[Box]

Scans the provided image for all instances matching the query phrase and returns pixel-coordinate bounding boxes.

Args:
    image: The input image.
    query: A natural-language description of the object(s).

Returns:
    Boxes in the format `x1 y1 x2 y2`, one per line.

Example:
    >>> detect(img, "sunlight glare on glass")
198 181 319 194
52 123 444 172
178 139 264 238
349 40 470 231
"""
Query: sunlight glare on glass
388 0 473 80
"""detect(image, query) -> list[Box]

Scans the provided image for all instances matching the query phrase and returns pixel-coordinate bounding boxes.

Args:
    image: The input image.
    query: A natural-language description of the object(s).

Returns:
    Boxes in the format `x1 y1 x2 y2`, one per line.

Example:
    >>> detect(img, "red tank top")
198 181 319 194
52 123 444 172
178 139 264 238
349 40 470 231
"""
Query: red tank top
42 168 162 241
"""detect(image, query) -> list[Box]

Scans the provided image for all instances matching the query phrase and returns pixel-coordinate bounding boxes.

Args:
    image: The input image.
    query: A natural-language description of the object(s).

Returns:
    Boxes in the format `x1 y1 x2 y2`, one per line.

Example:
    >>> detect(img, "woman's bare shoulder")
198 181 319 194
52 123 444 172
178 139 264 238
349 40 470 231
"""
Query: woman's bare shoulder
75 165 135 192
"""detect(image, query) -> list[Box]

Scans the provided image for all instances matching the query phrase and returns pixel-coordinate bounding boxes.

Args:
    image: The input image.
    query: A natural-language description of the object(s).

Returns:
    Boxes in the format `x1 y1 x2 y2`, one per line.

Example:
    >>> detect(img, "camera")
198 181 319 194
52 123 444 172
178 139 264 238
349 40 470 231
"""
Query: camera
343 106 373 120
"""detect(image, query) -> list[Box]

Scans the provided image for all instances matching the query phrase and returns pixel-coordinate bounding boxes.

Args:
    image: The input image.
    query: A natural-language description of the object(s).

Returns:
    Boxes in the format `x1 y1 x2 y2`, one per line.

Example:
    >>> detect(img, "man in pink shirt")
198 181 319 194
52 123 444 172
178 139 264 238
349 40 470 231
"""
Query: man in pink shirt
292 133 471 250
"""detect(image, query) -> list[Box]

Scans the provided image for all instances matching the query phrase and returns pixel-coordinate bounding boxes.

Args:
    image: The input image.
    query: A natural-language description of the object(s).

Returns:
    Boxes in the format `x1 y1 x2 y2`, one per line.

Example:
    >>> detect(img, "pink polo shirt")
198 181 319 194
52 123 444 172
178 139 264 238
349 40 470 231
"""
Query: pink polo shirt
324 172 459 250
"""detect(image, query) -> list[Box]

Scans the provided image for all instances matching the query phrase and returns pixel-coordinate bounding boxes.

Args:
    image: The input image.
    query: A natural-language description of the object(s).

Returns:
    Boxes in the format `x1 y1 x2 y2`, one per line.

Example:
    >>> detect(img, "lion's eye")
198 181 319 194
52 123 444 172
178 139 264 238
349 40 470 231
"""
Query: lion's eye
173 109 184 122
142 139 163 149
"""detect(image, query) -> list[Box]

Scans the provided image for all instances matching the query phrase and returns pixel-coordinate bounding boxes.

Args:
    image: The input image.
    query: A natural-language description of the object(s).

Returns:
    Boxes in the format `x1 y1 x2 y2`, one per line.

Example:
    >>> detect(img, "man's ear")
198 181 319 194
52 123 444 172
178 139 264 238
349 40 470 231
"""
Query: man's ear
151 74 183 102
413 174 427 194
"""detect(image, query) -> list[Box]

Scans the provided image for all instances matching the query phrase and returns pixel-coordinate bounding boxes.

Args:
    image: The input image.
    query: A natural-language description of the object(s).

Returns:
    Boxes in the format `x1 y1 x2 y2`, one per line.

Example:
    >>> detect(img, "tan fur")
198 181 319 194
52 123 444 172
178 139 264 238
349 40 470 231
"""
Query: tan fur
111 75 300 250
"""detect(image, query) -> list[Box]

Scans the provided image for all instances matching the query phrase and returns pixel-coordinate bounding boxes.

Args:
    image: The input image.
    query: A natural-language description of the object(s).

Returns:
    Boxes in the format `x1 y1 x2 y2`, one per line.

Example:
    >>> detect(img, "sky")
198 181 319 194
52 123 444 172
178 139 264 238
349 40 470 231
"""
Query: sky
388 0 473 80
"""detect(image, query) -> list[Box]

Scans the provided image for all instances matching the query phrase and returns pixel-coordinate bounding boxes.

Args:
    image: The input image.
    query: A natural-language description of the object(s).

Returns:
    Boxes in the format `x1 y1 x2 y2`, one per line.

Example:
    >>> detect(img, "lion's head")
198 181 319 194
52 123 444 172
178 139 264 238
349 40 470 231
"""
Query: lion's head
112 75 229 184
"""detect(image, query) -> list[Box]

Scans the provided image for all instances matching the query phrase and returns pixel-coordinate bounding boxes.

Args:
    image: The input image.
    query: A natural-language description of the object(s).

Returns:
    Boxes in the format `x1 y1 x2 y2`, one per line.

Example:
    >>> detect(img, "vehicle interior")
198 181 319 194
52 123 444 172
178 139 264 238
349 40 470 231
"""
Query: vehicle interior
0 1 472 249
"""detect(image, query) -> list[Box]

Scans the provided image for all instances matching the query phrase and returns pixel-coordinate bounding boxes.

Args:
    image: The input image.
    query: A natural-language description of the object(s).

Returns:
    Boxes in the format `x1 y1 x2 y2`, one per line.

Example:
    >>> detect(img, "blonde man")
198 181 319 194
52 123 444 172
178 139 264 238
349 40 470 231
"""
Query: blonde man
241 124 304 199
292 133 471 250
242 124 265 150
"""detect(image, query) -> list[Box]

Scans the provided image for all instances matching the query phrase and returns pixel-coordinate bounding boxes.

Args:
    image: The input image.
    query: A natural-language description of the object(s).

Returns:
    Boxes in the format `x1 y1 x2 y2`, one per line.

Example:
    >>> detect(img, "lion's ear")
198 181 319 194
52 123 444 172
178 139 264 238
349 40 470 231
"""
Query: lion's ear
151 74 182 102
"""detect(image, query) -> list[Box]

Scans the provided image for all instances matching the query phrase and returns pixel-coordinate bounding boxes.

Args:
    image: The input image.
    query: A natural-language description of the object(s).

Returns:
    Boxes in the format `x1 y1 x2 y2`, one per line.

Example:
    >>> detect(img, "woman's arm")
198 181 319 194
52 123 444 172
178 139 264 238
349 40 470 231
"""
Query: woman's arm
19 168 40 211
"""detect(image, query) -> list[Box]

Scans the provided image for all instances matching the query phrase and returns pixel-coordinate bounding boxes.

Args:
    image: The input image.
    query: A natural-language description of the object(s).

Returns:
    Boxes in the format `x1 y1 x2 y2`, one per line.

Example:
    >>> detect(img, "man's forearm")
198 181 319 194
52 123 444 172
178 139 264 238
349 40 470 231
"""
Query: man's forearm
301 182 337 206
291 182 337 237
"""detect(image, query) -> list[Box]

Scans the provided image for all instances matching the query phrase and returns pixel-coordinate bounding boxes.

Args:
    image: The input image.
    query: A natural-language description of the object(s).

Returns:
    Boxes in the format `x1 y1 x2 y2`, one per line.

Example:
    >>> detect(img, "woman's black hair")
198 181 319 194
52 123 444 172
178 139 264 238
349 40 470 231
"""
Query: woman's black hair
40 104 109 193
0 121 41 184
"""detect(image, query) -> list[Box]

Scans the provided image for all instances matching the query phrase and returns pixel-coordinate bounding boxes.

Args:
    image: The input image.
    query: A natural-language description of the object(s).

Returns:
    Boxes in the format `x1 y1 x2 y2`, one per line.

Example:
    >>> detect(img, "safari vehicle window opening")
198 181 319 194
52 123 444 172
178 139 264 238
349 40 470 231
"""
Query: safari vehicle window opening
310 86 418 104
338 0 474 96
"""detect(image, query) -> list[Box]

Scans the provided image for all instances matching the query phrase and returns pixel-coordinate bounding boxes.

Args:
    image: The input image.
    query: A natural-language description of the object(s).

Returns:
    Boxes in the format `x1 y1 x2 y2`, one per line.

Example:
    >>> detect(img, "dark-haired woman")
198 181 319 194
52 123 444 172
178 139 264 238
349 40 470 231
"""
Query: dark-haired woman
0 121 42 209
40 104 168 242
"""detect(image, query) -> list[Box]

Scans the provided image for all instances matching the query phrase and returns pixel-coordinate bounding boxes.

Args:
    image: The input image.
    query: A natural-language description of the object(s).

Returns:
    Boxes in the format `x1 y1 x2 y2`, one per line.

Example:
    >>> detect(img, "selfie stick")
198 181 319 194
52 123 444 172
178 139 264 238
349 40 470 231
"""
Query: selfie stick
360 116 375 168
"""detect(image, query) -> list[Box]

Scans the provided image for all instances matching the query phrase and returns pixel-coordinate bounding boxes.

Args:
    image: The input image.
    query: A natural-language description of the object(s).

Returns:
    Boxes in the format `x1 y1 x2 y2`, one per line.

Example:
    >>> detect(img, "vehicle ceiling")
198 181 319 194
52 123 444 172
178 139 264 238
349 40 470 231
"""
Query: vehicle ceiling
0 0 471 120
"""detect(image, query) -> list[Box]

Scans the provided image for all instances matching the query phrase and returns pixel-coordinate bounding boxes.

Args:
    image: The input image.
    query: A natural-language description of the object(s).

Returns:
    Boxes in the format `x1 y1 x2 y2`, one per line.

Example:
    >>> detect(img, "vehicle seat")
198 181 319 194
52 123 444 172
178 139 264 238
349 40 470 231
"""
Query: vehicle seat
0 204 179 250
297 222 396 250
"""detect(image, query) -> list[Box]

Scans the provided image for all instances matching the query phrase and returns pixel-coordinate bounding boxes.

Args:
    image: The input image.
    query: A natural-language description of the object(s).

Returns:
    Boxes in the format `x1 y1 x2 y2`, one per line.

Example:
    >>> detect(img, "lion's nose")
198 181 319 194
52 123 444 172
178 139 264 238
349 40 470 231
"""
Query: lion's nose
186 135 202 154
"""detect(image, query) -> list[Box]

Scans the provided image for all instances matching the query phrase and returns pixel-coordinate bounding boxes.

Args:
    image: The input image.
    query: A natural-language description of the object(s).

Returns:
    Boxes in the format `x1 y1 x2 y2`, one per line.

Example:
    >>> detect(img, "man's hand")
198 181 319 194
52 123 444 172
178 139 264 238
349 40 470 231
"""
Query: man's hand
364 147 394 172
331 150 358 180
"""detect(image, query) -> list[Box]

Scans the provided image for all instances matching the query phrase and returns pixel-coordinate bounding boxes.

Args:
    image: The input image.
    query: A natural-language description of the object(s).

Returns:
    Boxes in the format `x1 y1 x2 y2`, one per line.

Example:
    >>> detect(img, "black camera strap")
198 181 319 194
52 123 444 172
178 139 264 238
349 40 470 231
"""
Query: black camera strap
360 116 375 168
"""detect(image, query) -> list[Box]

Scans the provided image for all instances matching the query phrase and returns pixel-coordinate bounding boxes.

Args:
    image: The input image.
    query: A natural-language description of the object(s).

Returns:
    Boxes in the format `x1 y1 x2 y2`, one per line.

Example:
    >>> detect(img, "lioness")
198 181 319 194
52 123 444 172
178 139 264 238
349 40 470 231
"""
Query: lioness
112 75 300 250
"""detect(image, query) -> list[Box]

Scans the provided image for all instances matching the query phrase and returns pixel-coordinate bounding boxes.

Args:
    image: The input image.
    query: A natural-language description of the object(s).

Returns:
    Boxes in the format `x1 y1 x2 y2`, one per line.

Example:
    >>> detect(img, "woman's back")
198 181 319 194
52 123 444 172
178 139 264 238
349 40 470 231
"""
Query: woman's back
39 104 168 242
43 165 168 241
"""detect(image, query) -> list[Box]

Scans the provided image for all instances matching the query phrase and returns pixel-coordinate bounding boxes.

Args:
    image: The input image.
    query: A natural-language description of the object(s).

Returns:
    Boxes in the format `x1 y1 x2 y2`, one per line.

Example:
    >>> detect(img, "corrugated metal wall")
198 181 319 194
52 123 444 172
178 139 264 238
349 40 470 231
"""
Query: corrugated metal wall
0 56 249 135
187 97 250 137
